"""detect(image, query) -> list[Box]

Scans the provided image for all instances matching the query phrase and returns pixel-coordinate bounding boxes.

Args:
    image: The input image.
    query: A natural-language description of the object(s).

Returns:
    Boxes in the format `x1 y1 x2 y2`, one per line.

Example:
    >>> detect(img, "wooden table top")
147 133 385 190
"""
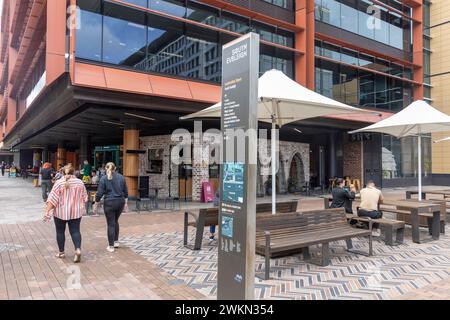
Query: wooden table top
407 189 450 195
382 199 442 209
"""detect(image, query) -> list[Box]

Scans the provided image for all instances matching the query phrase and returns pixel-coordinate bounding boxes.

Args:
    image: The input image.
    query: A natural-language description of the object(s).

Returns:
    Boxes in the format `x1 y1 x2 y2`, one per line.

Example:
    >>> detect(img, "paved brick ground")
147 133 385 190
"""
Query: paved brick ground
0 212 206 300
1 175 450 300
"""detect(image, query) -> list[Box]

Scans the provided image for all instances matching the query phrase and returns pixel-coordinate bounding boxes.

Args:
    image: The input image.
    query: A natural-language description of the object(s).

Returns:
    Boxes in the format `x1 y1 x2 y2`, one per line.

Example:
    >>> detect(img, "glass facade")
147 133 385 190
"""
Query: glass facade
382 135 432 179
314 0 412 51
76 0 294 83
381 0 431 181
315 40 413 111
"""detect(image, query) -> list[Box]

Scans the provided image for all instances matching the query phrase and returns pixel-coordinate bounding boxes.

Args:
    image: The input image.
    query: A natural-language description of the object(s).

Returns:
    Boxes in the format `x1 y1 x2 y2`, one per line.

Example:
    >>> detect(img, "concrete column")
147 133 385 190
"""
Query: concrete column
329 133 337 178
56 144 66 169
123 124 139 198
33 149 42 167
42 147 49 163
79 135 90 167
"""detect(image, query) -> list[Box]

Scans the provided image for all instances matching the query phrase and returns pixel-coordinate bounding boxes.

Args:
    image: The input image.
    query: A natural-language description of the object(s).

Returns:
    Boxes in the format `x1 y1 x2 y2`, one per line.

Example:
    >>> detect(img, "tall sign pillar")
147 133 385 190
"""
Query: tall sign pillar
217 33 259 300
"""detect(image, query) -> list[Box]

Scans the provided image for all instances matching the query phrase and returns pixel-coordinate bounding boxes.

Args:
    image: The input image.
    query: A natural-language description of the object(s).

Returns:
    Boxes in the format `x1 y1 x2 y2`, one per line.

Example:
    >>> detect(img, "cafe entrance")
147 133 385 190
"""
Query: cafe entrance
93 145 123 172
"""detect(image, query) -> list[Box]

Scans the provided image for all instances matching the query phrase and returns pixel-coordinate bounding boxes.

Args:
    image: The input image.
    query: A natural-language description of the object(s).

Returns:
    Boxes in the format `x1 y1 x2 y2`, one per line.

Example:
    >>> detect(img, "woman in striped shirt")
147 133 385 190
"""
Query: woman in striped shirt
44 164 88 263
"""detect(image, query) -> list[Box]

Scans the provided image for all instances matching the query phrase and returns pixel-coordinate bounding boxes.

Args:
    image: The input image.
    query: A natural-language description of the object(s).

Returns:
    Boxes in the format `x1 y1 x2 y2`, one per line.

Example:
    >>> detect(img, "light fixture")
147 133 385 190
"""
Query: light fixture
102 120 124 127
293 128 302 134
124 112 156 121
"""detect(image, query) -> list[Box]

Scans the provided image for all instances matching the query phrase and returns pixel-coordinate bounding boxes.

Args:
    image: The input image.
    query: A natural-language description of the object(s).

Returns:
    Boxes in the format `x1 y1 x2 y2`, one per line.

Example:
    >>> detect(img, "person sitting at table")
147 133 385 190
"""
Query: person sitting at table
91 170 99 185
357 180 384 219
330 178 356 214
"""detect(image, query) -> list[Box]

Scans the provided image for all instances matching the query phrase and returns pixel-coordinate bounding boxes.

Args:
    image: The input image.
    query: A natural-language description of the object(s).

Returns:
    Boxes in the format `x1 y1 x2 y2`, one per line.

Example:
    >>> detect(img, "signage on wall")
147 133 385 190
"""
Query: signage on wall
217 33 259 300
349 133 373 142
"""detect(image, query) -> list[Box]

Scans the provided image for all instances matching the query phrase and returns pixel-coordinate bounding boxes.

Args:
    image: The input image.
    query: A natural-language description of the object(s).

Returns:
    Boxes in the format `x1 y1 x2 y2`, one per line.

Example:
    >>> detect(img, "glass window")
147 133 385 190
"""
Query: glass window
389 13 403 49
389 78 404 112
320 0 341 27
220 12 250 34
262 0 289 9
317 59 341 100
373 58 390 73
341 48 358 65
340 64 359 105
390 63 403 77
148 0 186 17
322 42 341 61
183 24 220 81
146 14 184 76
359 71 375 108
186 1 219 26
374 7 390 44
375 75 389 109
340 0 357 33
260 45 293 78
76 0 102 62
123 0 148 8
103 3 147 69
358 1 375 40
382 134 432 179
359 53 374 68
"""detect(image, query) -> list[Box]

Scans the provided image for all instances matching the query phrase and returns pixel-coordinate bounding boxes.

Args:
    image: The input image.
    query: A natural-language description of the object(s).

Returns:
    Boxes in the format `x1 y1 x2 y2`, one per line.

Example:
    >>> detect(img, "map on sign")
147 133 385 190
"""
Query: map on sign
221 216 234 238
222 162 244 204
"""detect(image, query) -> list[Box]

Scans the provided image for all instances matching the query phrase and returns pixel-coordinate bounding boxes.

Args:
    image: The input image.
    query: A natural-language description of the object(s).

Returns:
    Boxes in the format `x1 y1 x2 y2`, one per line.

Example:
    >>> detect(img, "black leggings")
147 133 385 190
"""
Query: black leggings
54 217 82 252
104 198 125 246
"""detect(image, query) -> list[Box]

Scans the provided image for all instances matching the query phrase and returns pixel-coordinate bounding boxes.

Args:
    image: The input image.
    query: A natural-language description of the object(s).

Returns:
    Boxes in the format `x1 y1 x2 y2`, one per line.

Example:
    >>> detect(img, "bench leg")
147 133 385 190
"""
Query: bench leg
384 226 394 246
265 233 271 280
427 217 433 236
441 221 446 234
302 247 311 260
432 213 440 240
369 231 373 256
193 226 204 250
345 239 353 250
396 228 404 245
183 212 188 246
321 243 330 267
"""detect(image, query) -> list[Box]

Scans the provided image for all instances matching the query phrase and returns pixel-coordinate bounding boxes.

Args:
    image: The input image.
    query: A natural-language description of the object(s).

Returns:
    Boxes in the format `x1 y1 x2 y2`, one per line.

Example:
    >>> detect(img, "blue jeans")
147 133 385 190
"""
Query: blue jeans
210 225 216 234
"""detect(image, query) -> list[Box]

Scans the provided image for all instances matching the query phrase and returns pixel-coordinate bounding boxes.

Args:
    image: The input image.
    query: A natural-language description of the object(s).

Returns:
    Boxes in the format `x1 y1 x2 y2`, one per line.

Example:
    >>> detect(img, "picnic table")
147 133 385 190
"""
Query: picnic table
406 190 450 213
381 199 442 244
406 189 450 200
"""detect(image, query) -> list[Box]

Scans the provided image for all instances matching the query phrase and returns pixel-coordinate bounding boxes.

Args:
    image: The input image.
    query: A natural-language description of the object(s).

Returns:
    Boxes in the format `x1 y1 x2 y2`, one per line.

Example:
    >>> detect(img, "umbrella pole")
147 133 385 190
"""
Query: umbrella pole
272 120 276 215
418 133 422 201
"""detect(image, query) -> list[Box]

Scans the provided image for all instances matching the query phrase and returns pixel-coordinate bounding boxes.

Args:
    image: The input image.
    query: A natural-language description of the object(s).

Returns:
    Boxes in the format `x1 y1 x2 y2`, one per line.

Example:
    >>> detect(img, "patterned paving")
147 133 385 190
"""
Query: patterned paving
122 227 450 300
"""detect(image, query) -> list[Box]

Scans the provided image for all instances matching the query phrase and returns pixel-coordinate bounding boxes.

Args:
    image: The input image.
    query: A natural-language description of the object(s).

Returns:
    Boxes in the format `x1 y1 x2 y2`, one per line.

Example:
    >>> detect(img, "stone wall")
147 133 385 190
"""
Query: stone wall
140 135 179 199
140 134 310 201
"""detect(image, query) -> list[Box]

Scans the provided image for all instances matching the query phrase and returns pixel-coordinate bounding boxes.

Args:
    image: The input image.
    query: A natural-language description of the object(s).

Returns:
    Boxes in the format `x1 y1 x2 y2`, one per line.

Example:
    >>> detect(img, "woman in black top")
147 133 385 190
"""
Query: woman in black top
94 162 128 253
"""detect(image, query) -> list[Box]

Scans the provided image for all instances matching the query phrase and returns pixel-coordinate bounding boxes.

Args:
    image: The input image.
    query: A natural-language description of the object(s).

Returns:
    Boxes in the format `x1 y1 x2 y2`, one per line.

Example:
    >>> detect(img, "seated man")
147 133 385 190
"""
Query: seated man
330 178 356 214
358 180 384 219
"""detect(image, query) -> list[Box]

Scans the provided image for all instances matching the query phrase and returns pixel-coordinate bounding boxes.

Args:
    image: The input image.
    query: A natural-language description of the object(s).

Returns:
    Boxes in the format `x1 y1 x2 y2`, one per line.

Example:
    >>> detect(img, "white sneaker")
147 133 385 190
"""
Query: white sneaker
114 241 120 248
106 246 115 253
372 229 381 237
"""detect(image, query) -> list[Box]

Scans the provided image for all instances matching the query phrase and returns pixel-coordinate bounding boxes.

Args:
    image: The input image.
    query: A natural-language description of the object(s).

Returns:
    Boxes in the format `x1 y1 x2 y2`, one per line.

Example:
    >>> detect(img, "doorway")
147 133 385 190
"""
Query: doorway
363 134 382 187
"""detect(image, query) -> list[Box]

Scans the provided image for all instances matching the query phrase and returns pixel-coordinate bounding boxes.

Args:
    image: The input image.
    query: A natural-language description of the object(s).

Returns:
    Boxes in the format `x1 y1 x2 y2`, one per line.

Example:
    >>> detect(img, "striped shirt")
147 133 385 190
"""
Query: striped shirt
47 176 88 220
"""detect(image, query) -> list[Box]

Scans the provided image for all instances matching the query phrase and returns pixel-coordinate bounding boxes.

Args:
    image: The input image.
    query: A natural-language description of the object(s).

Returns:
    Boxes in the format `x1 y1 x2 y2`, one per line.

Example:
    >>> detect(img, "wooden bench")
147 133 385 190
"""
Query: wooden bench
346 214 405 246
256 208 373 280
183 201 299 250
381 205 446 235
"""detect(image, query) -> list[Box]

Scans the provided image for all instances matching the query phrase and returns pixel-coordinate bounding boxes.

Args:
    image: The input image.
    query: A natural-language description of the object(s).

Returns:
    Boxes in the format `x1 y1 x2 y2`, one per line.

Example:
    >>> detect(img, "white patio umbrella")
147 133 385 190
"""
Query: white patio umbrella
433 136 450 143
181 69 376 214
349 100 450 201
